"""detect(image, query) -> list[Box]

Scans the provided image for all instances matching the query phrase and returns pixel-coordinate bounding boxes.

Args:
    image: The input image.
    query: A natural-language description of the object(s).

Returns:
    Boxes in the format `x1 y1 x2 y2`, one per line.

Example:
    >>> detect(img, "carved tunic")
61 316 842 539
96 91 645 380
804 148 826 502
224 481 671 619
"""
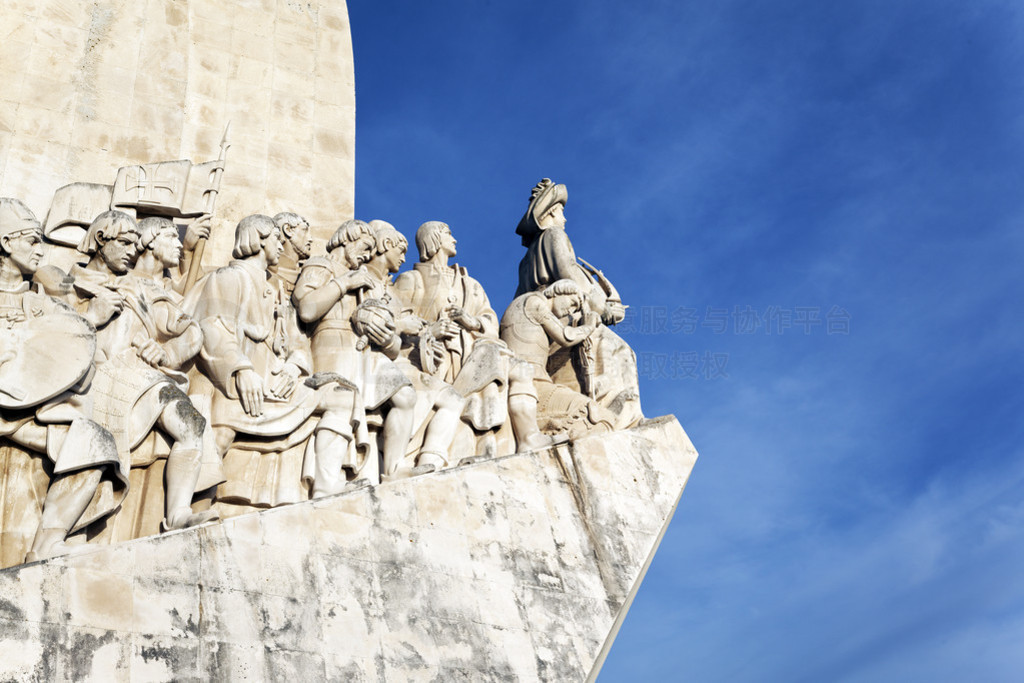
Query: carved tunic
71 266 194 457
0 280 127 532
394 263 508 431
394 263 498 381
516 227 593 298
294 254 411 410
185 259 324 440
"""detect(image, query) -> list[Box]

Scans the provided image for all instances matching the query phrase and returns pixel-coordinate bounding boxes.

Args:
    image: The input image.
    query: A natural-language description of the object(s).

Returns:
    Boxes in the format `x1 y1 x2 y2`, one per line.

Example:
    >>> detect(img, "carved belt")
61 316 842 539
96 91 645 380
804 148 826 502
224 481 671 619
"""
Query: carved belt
313 320 354 334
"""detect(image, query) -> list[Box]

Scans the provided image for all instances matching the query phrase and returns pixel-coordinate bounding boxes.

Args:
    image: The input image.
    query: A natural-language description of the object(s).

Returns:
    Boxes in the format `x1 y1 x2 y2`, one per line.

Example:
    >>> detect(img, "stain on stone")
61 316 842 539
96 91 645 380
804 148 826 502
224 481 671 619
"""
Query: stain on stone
65 629 119 676
389 640 427 669
373 652 387 680
161 384 207 434
140 642 176 664
0 597 24 622
29 623 61 682
170 605 200 637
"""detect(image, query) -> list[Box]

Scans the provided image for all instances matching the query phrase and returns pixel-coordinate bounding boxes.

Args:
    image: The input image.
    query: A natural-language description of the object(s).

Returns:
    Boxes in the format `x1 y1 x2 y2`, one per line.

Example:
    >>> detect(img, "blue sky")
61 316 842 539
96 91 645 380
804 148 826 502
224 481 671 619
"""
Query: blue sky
348 2 1024 679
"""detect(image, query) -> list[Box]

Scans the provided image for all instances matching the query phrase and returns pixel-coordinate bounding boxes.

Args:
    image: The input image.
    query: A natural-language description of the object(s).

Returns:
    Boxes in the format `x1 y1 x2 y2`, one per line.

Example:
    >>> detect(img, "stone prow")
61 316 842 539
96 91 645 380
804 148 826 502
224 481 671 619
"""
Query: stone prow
0 417 696 682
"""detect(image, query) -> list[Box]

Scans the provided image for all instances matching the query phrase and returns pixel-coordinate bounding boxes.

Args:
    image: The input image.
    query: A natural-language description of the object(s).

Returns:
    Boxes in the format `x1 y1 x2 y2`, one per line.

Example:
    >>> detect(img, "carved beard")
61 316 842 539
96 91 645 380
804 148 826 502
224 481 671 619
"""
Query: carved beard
289 234 311 259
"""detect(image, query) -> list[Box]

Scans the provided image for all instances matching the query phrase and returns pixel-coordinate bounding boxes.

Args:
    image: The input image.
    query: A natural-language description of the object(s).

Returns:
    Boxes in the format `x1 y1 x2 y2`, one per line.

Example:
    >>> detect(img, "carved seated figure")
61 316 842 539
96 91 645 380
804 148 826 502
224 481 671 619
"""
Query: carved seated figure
500 279 616 451
515 179 643 429
0 198 127 563
393 220 514 459
185 214 367 508
70 210 219 532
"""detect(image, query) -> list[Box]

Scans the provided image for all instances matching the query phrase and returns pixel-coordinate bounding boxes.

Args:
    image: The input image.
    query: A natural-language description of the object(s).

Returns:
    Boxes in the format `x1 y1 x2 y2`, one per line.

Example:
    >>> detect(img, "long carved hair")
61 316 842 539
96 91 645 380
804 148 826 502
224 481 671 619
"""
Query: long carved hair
78 210 138 255
232 214 276 259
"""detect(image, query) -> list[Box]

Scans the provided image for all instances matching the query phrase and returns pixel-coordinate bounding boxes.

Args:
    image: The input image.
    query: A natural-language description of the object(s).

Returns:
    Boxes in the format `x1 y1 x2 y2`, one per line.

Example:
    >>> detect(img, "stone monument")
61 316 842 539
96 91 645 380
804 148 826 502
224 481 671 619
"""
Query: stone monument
0 3 698 681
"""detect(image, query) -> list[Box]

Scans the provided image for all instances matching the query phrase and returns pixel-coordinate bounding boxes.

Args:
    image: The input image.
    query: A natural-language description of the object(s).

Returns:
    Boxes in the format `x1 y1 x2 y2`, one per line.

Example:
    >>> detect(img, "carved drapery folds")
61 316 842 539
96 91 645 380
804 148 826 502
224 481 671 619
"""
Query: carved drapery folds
0 168 643 567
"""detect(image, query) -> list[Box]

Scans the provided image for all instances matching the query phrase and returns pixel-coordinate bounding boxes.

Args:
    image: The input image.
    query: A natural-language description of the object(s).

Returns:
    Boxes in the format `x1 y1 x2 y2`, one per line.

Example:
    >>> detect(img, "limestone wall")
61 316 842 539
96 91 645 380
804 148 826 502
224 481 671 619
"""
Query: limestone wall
0 417 697 682
0 0 355 261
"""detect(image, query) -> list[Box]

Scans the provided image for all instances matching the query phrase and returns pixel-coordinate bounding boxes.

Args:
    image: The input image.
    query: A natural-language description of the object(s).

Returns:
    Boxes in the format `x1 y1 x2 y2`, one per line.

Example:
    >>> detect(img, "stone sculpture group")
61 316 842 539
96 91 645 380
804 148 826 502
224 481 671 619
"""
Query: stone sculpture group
0 166 643 567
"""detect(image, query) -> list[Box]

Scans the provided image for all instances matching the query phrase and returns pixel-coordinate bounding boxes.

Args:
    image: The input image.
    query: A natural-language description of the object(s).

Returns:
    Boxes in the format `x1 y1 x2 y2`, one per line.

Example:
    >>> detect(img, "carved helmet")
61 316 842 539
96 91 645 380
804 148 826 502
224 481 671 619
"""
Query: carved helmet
515 178 567 247
0 198 42 240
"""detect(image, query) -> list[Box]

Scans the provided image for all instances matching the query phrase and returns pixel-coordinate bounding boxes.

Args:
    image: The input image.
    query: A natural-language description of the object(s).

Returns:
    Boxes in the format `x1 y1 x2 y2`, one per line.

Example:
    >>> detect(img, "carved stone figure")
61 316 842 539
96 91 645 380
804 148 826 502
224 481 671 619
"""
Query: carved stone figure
366 220 468 472
135 216 208 295
515 179 643 428
70 211 219 531
39 135 229 279
394 221 513 458
293 220 417 483
186 215 367 506
0 166 656 570
0 198 127 562
500 279 615 450
137 215 211 297
271 212 313 294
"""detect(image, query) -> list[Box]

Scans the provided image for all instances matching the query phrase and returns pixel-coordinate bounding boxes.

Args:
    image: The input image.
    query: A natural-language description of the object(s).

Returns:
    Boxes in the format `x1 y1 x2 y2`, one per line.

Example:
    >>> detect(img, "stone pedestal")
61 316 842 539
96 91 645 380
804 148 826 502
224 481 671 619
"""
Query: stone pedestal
0 417 697 682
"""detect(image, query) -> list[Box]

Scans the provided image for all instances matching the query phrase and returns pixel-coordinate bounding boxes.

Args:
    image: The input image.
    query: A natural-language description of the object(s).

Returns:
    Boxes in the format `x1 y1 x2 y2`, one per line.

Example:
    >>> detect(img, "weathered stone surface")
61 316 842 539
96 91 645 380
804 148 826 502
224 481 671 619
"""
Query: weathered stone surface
0 0 355 259
0 417 696 681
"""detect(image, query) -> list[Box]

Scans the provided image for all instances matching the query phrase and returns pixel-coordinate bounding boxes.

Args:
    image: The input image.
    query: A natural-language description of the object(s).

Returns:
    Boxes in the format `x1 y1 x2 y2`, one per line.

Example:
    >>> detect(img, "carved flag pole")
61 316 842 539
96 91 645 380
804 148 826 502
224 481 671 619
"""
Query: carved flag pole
185 122 231 291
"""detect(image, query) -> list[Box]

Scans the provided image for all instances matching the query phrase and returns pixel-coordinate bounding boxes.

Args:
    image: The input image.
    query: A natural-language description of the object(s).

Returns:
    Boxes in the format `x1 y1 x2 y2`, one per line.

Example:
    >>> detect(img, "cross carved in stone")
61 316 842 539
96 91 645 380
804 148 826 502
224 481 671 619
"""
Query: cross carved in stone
124 166 177 204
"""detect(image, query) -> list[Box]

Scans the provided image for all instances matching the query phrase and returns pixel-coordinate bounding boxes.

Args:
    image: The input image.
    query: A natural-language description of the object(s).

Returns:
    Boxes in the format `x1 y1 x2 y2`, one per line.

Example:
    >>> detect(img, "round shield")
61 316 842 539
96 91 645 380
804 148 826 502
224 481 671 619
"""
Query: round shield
0 310 96 409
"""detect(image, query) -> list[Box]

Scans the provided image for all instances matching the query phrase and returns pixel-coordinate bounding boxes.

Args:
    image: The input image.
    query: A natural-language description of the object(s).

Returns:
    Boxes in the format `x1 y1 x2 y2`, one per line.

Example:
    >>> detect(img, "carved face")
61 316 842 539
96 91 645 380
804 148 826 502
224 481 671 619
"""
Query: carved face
263 226 284 266
151 225 183 269
343 234 375 268
439 225 457 258
5 229 44 276
287 220 312 259
100 228 140 274
542 203 566 230
551 292 583 319
384 240 407 273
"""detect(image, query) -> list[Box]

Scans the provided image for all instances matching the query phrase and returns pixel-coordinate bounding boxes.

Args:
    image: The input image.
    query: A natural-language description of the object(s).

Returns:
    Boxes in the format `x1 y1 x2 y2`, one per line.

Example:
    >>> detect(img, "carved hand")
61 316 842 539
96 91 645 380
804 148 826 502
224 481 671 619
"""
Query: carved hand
135 338 169 368
602 301 626 326
268 362 301 400
428 318 458 340
89 289 124 326
183 215 212 251
448 306 481 332
336 267 374 295
364 316 397 348
235 368 265 417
